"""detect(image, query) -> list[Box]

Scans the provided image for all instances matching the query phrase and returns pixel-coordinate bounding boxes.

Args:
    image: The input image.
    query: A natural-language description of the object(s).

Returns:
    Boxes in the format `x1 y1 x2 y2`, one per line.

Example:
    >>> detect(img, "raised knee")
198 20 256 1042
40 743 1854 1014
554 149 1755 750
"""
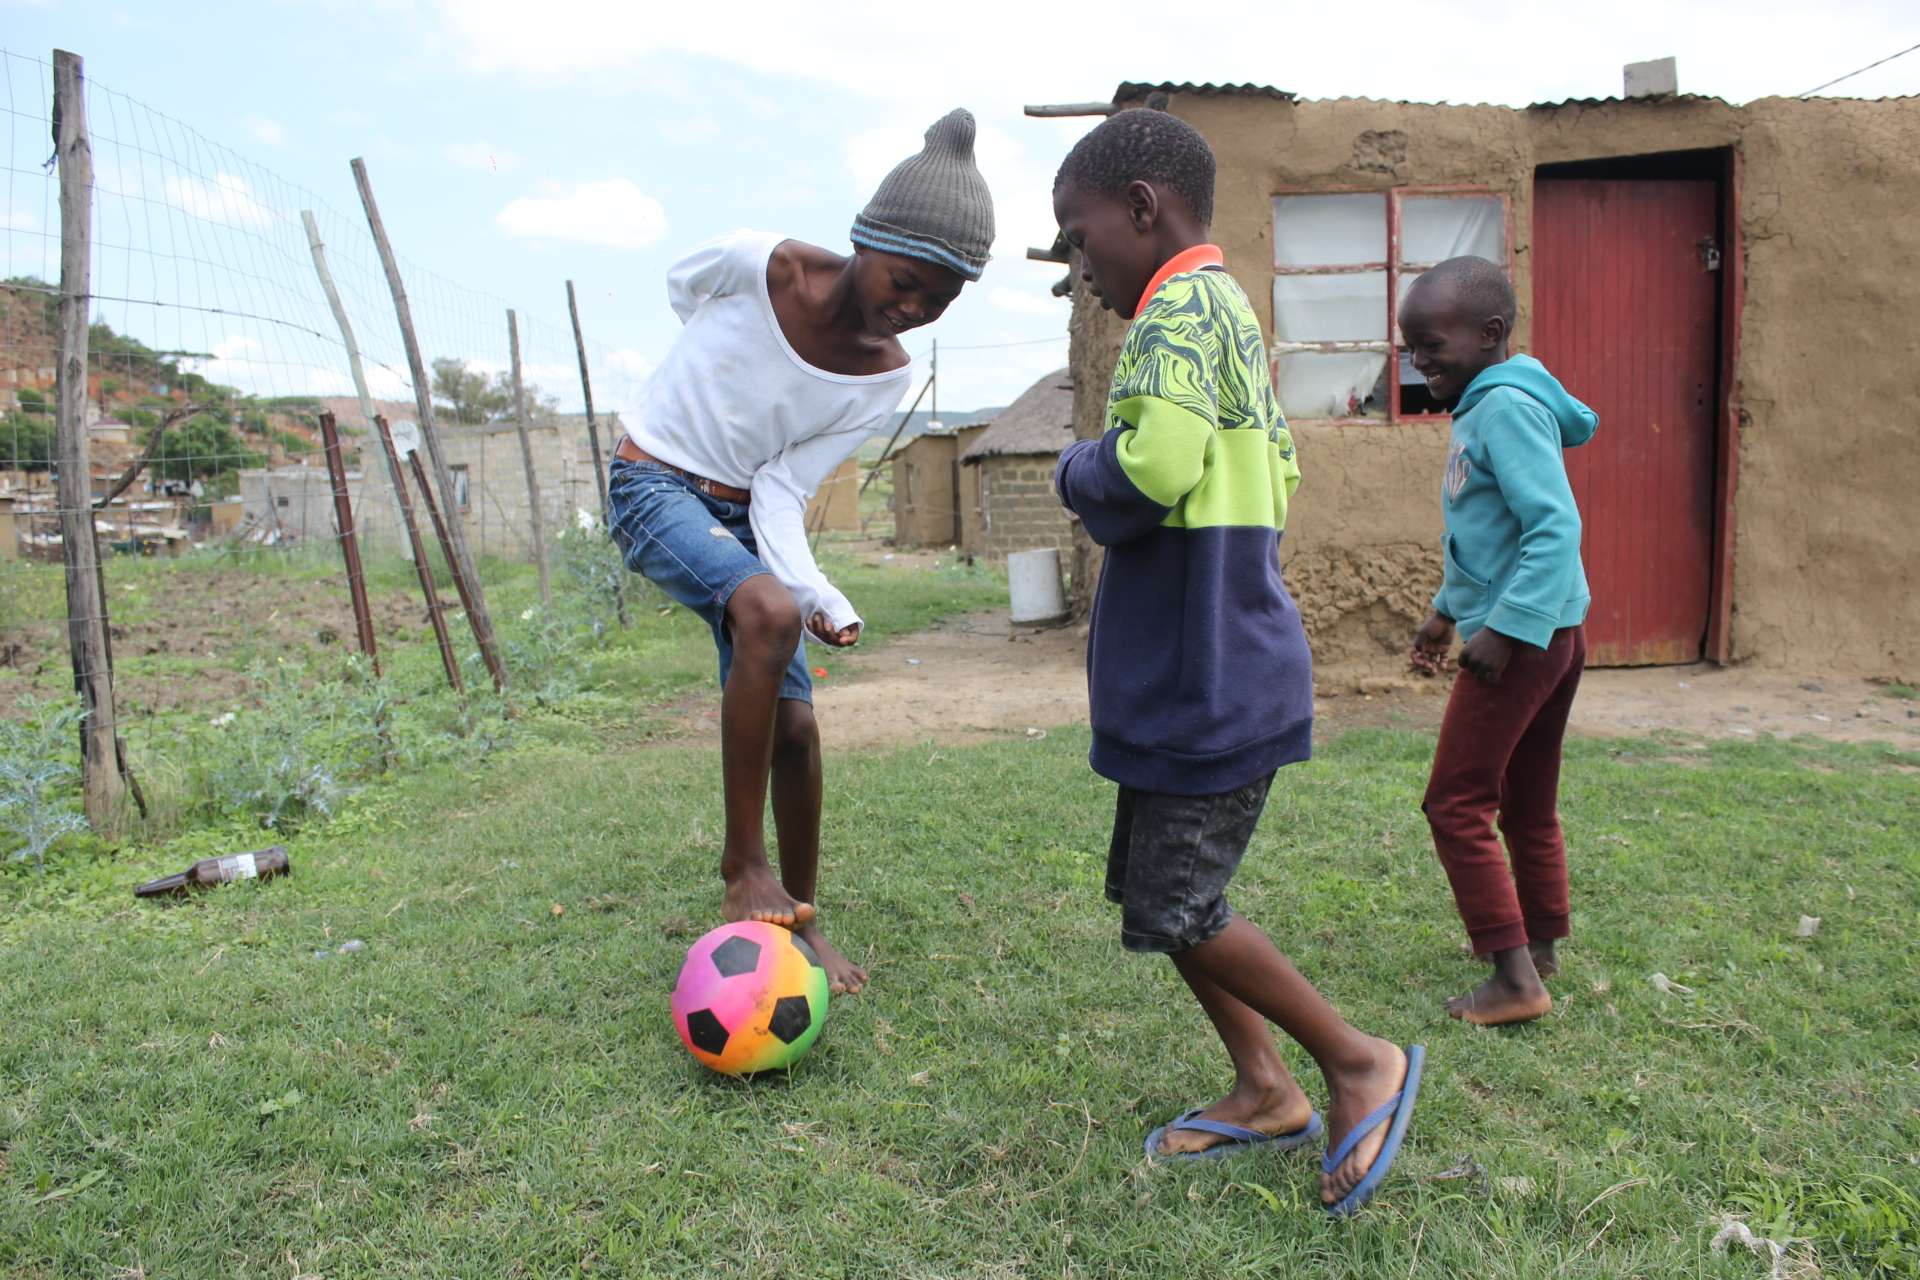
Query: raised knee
729 584 802 661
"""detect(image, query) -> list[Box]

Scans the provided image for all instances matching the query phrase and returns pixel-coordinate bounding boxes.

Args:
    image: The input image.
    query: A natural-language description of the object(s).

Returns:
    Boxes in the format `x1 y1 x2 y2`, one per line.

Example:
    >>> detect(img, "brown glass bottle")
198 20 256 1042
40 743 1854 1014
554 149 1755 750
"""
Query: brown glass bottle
134 846 291 898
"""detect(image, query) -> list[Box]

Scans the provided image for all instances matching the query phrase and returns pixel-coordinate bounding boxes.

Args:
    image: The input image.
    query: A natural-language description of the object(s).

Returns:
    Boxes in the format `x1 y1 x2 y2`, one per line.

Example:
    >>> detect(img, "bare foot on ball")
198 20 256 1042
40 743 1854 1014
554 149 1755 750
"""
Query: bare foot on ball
721 861 815 928
1446 972 1552 1025
796 923 866 995
1529 940 1560 979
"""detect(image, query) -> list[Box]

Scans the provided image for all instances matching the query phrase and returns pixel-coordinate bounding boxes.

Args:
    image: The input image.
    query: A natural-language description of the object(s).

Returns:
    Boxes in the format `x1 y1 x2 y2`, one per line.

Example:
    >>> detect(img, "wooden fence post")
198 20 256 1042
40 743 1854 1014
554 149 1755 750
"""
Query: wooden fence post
315 412 379 674
350 157 507 688
301 208 410 560
505 309 551 608
565 280 626 626
407 448 508 693
375 416 463 693
51 49 126 835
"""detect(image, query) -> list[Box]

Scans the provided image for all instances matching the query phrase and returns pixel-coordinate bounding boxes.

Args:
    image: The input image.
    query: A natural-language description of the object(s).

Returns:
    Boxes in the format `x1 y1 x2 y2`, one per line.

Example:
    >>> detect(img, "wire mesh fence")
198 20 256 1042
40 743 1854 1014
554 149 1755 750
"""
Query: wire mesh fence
0 45 643 841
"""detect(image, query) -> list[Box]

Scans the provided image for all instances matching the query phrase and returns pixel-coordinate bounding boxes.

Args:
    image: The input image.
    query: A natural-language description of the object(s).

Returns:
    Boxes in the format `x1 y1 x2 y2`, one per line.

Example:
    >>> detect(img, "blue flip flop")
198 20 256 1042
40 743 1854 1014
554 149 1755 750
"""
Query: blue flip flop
1144 1107 1324 1163
1322 1043 1427 1217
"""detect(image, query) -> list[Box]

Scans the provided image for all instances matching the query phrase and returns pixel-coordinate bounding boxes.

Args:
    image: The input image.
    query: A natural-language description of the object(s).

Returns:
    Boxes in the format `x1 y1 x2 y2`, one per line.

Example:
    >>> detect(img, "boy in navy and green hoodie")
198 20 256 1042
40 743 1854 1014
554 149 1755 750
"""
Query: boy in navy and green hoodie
1403 256 1599 1027
1051 109 1423 1217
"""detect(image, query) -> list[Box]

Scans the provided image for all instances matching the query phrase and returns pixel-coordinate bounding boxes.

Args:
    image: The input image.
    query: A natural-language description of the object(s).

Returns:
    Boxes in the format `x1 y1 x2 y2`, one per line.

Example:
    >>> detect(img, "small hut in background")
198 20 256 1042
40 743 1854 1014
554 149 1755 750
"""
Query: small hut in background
959 368 1075 559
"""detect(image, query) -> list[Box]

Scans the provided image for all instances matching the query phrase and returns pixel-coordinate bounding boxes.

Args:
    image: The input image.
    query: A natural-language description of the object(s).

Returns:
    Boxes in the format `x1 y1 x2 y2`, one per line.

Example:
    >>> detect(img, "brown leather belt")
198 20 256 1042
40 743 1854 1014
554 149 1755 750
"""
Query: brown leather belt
615 437 752 503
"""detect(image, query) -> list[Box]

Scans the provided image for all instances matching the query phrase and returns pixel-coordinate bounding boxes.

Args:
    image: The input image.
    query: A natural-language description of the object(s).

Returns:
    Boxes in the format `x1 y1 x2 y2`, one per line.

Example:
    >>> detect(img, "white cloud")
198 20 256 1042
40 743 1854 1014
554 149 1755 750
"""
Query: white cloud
429 0 1918 108
162 173 278 231
445 141 519 173
988 285 1065 318
246 117 285 147
182 334 363 400
595 346 655 415
496 179 668 250
659 116 722 147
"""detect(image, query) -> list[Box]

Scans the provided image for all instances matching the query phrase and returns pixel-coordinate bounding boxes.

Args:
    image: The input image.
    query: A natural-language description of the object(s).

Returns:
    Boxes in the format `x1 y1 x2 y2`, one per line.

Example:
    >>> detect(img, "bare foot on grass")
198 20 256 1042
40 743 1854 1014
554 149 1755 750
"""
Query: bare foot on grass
1154 1078 1315 1158
1321 1038 1409 1207
795 923 866 996
721 862 815 929
1529 940 1560 979
1446 972 1552 1025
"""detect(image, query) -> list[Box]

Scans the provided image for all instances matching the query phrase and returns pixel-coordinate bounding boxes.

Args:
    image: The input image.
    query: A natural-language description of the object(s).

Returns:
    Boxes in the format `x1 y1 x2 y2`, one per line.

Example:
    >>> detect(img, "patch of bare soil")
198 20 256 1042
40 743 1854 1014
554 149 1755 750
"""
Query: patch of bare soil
2 569 429 717
673 613 1920 752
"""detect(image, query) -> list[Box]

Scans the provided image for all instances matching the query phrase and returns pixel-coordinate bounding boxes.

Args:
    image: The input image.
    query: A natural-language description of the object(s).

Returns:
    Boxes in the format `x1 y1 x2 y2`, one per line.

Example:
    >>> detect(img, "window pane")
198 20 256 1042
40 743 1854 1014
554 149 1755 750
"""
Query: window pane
1401 194 1504 266
1275 351 1389 419
1274 271 1387 342
1273 193 1387 266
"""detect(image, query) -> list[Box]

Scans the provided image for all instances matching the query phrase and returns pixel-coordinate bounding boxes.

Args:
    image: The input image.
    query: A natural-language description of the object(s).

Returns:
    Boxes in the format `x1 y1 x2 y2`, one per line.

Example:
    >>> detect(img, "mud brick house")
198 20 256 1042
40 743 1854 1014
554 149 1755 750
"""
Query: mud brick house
1037 80 1919 675
959 368 1076 559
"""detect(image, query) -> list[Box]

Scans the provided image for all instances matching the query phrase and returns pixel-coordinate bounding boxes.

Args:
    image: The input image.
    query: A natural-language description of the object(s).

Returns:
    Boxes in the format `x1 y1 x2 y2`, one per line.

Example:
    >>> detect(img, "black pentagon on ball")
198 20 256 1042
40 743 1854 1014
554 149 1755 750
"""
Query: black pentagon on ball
710 935 762 978
685 1008 730 1056
787 933 825 970
768 995 812 1044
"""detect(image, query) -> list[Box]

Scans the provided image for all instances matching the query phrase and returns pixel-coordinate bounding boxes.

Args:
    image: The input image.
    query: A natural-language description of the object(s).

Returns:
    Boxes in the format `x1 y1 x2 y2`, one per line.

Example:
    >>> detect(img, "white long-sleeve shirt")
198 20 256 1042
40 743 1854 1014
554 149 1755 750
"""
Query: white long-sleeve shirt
630 231 911 635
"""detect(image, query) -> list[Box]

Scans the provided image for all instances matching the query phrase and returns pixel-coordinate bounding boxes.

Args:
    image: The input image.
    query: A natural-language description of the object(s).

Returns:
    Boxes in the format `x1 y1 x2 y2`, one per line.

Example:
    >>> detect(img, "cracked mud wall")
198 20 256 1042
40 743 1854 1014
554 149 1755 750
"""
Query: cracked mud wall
1720 97 1919 676
1063 92 1918 676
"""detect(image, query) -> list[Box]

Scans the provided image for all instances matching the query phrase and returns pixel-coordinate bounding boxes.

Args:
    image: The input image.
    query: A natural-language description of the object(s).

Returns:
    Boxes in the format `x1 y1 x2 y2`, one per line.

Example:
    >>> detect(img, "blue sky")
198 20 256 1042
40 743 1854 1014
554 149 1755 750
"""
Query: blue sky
4 0 1913 417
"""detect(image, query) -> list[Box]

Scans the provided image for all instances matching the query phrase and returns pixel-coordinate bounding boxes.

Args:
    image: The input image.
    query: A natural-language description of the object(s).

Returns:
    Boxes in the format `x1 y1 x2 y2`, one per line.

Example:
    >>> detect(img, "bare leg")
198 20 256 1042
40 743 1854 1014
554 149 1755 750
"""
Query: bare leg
1153 957 1314 1156
717 576 814 928
1448 945 1552 1025
770 698 865 994
1174 916 1408 1205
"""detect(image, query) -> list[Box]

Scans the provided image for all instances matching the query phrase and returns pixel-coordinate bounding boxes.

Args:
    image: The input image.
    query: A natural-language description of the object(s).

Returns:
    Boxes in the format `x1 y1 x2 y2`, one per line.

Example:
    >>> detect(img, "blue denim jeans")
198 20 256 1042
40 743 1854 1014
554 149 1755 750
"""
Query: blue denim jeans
606 458 811 703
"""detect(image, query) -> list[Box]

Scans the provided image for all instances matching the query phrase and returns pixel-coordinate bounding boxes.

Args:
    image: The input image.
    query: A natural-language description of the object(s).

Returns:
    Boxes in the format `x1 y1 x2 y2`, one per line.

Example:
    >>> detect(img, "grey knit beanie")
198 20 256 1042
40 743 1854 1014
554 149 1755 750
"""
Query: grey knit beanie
850 108 994 281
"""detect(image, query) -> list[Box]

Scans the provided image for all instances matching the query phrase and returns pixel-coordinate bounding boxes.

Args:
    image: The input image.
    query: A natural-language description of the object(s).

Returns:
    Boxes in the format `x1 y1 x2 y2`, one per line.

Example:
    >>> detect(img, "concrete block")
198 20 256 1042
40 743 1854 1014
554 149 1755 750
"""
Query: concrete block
1624 57 1677 98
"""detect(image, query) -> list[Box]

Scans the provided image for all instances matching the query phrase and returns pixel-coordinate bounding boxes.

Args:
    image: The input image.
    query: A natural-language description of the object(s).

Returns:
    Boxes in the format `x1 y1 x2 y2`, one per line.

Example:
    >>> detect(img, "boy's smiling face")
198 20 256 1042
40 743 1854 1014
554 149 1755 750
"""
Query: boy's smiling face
851 249 965 338
1053 181 1165 320
1398 274 1510 406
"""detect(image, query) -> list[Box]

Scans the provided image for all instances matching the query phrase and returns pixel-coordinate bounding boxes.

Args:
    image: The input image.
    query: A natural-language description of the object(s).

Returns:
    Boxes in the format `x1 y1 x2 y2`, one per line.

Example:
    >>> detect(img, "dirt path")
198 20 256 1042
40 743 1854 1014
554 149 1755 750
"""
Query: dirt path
676 611 1920 751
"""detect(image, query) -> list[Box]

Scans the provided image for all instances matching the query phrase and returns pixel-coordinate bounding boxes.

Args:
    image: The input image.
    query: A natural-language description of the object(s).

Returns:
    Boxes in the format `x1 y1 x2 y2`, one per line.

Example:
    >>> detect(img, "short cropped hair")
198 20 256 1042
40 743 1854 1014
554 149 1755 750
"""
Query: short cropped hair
1053 108 1216 225
1418 256 1516 328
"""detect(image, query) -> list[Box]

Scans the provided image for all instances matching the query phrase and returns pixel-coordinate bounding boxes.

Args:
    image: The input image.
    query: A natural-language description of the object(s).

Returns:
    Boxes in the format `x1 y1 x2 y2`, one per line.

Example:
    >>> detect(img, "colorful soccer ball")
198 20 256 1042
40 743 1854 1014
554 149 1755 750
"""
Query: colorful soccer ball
671 921 830 1074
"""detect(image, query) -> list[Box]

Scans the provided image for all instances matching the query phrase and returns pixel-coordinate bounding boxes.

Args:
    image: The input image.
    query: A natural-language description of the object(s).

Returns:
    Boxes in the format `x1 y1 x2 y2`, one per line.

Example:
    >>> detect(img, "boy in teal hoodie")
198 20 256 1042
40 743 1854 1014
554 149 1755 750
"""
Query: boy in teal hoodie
1404 256 1598 1027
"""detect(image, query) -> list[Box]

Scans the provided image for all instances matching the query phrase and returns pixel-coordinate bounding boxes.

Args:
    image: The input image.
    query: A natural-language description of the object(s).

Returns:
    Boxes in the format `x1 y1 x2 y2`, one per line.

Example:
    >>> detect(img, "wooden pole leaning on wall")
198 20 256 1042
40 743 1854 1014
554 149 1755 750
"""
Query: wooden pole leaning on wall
407 447 508 693
51 49 127 835
350 157 507 688
564 280 627 627
316 412 380 674
375 416 463 694
505 309 552 609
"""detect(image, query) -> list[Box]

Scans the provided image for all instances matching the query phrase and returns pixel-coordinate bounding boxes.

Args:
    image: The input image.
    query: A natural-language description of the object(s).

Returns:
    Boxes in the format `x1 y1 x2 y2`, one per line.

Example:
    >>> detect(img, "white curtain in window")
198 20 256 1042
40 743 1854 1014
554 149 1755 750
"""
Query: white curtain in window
1275 352 1387 419
1401 195 1504 267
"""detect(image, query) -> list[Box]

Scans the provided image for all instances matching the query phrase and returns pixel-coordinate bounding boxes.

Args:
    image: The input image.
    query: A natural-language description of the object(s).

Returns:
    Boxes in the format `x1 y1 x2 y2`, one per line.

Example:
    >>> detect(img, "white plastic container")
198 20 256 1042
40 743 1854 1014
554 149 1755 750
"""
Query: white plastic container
1007 548 1069 627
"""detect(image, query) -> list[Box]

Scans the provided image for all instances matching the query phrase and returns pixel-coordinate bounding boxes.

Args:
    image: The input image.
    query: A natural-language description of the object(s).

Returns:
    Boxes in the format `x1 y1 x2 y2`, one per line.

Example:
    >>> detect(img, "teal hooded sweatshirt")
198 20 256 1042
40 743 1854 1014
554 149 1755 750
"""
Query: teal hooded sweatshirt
1435 354 1599 649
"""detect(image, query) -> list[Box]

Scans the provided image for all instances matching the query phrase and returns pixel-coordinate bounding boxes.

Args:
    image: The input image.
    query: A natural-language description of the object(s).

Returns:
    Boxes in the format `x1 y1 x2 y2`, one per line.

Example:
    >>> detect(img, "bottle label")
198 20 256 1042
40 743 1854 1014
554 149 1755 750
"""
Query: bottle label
218 852 260 881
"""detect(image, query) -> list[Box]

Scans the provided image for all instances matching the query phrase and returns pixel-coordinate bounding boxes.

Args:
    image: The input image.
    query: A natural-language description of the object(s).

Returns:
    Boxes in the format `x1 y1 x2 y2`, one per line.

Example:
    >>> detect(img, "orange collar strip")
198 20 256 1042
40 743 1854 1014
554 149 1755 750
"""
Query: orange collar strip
1136 243 1225 314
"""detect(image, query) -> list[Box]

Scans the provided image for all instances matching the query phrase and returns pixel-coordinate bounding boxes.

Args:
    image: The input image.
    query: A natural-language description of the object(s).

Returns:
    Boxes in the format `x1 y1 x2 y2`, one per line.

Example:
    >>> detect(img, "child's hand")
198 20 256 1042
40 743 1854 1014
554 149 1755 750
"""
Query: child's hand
809 614 862 648
1458 628 1515 685
1411 612 1455 656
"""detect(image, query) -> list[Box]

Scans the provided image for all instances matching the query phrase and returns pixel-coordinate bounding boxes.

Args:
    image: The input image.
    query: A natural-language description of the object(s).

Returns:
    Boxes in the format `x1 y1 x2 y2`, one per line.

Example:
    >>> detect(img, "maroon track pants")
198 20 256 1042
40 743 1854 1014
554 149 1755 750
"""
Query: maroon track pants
1423 626 1586 956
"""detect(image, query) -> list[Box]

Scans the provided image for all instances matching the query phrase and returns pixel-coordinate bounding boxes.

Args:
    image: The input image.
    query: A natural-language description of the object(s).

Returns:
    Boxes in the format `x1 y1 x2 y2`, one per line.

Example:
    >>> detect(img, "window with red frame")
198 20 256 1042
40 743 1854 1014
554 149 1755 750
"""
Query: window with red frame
1270 189 1509 422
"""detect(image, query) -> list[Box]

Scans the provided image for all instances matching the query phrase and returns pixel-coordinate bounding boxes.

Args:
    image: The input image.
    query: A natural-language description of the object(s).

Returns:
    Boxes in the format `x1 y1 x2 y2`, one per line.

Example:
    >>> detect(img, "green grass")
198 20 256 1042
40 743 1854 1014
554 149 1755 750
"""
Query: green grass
2 555 1917 1276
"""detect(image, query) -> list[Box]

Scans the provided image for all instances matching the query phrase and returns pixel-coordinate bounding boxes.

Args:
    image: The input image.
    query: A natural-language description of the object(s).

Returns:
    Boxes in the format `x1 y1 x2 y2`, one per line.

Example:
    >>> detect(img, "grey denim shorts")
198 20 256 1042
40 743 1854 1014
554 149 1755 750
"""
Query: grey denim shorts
1104 772 1276 953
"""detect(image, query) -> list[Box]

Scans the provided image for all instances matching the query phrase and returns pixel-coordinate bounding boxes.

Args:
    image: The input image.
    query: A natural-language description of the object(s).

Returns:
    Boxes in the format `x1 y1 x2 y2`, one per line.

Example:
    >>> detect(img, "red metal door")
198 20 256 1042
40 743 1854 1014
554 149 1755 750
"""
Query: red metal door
1531 178 1718 666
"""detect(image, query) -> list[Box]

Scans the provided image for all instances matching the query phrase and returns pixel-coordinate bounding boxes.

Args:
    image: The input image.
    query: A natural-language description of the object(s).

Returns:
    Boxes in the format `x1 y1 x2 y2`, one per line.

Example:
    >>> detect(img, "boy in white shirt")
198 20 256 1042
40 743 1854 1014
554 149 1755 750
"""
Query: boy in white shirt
609 110 994 994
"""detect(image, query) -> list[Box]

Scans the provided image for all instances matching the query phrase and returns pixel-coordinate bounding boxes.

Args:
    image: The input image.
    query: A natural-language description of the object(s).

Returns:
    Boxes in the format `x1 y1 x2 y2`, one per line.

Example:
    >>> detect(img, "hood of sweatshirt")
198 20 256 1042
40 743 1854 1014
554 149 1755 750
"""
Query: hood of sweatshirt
1454 354 1598 448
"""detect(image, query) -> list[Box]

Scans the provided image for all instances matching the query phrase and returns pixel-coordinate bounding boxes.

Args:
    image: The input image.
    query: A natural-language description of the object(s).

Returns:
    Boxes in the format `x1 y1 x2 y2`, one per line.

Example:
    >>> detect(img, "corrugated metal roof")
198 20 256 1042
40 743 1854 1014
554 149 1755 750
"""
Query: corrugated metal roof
1114 82 1295 103
1526 93 1729 110
961 369 1074 462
